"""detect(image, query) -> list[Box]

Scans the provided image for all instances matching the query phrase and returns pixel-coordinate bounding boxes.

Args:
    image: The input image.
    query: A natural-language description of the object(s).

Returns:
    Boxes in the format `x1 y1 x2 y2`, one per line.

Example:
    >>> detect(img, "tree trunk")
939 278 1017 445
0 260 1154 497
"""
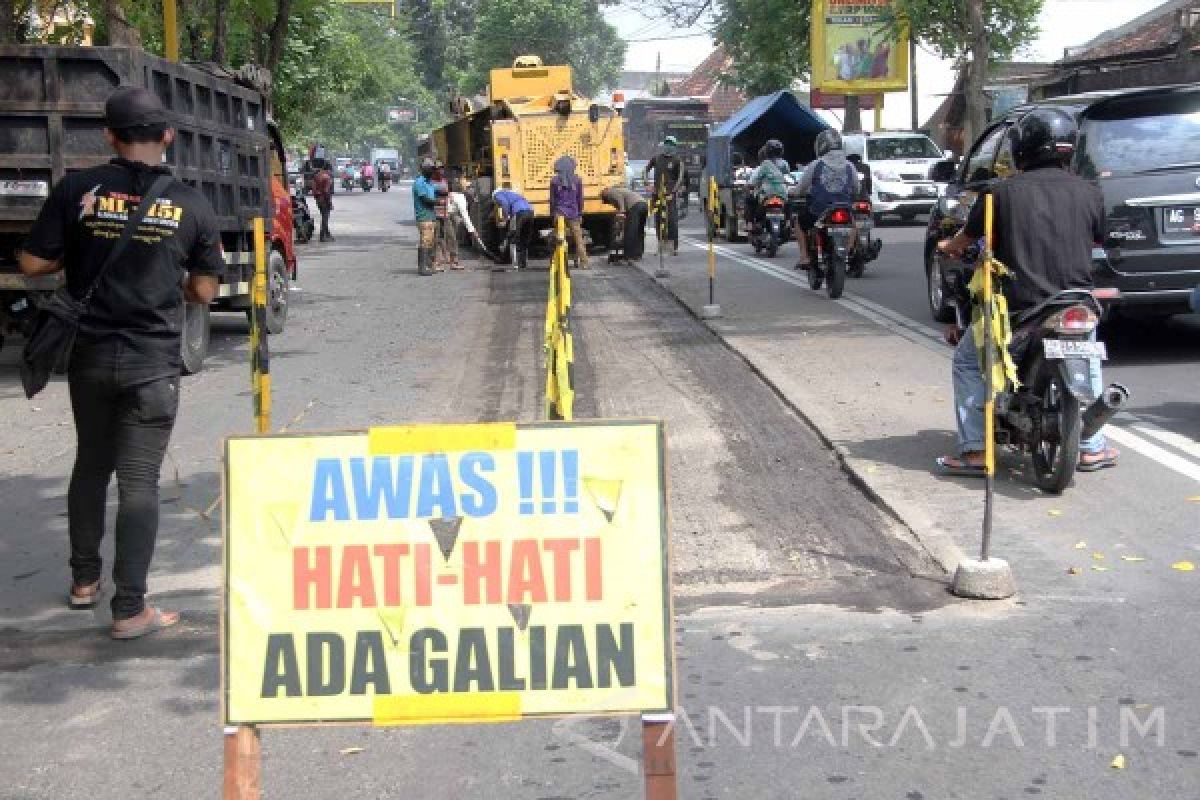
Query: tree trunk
964 0 989 145
265 0 292 73
211 0 228 63
844 95 862 133
0 0 16 44
101 0 142 47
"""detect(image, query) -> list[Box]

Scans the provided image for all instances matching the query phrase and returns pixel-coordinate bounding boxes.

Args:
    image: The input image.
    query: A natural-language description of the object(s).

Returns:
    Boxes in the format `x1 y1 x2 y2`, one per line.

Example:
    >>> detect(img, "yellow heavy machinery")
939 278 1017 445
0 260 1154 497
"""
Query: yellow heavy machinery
426 56 626 257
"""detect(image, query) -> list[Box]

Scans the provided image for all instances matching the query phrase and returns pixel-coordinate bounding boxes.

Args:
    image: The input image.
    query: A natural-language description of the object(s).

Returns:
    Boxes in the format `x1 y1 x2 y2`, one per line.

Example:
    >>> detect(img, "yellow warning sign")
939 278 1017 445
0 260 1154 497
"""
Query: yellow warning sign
222 421 672 726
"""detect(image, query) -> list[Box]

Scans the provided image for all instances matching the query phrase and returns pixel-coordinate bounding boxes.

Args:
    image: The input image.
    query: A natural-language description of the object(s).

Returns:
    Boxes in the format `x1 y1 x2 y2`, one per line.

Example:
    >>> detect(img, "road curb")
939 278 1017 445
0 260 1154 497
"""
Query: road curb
631 263 966 578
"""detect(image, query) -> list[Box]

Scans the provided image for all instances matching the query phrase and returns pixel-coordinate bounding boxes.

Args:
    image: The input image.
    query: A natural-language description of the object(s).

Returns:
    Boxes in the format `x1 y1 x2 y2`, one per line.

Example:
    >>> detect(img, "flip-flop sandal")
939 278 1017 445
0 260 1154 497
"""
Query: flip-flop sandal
1077 450 1119 472
111 608 180 640
935 456 987 477
67 580 103 610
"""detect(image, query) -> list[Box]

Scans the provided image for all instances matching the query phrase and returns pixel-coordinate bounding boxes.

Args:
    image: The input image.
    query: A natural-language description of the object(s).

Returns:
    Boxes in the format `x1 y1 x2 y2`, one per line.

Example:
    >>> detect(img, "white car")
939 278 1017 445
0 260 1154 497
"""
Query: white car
843 132 947 222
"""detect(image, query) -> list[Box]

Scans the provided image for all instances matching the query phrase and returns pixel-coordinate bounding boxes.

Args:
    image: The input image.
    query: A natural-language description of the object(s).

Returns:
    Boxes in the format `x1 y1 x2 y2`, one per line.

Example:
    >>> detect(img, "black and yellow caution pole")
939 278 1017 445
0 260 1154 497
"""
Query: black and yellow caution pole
653 185 670 280
950 192 1016 600
545 216 574 421
701 176 722 320
250 217 271 434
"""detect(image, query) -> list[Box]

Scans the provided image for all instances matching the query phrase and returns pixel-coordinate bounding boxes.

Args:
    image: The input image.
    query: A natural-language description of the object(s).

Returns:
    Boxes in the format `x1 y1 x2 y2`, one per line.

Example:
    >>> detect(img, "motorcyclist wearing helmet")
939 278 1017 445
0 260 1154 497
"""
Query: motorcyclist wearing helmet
412 157 440 276
936 107 1116 475
748 138 792 233
644 135 686 255
792 129 860 267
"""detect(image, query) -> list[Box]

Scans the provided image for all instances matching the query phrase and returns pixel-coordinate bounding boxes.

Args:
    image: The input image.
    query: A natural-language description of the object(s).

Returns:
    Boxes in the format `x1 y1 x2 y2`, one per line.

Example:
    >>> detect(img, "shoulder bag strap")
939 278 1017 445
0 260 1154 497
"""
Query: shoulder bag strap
79 173 174 307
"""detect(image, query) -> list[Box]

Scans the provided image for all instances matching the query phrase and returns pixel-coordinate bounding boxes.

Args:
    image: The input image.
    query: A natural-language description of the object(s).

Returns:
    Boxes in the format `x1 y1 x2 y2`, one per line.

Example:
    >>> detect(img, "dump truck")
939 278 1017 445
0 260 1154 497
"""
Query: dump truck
425 56 626 258
0 45 296 373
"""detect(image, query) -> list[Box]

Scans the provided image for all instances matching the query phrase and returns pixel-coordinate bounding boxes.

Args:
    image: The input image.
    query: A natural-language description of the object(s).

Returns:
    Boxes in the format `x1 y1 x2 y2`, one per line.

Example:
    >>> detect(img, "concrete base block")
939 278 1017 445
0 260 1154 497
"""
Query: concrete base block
951 557 1017 600
701 304 722 319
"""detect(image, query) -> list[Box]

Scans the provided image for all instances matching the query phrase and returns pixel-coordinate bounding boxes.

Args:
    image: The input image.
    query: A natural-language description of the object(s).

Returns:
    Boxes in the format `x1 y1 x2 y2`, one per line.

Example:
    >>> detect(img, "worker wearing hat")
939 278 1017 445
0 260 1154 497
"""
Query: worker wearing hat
18 86 224 639
643 134 686 255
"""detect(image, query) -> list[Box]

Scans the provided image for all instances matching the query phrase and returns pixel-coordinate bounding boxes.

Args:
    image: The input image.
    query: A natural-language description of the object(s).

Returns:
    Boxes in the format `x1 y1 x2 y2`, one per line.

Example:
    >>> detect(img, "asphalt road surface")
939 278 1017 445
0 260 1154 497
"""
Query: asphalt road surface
0 191 1197 799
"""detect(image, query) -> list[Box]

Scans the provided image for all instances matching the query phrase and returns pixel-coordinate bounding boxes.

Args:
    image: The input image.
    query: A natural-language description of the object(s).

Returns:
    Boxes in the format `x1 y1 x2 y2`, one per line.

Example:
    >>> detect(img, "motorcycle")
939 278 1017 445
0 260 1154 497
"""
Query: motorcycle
359 174 374 192
945 250 1129 492
848 199 883 278
292 191 315 244
341 172 354 191
379 172 392 192
750 195 789 257
804 204 855 299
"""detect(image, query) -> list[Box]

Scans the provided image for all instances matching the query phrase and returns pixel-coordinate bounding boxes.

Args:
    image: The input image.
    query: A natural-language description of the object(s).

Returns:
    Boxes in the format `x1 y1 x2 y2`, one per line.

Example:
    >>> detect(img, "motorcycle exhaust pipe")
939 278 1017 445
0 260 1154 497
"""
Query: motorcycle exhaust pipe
1081 383 1130 440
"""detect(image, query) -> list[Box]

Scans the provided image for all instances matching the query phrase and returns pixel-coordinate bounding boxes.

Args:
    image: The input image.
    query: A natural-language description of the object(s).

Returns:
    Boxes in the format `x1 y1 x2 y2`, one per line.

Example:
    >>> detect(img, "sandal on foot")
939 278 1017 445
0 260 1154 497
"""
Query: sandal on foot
935 455 987 477
68 579 102 610
111 607 180 640
1078 447 1119 472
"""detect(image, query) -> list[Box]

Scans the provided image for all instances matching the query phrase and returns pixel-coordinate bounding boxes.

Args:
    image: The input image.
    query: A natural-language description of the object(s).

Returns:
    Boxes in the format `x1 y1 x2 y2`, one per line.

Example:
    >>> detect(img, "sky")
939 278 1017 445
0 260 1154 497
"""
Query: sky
604 0 1171 131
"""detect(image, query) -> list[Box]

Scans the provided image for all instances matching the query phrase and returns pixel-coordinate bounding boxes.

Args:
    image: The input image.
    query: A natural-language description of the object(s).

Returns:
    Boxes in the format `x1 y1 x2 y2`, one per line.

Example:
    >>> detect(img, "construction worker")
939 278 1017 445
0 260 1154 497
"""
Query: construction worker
492 187 534 269
550 155 588 269
644 135 686 255
412 157 439 276
601 185 648 264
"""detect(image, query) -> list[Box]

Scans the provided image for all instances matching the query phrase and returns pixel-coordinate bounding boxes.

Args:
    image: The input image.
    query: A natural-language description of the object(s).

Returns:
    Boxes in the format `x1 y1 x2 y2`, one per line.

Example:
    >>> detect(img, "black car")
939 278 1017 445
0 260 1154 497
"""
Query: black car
924 85 1200 322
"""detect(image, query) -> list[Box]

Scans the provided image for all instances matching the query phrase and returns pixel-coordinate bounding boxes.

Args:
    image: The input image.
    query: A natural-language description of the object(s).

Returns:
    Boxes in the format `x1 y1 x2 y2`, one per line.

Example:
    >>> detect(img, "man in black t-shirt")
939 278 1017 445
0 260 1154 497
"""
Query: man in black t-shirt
19 86 223 639
936 108 1117 475
643 136 686 255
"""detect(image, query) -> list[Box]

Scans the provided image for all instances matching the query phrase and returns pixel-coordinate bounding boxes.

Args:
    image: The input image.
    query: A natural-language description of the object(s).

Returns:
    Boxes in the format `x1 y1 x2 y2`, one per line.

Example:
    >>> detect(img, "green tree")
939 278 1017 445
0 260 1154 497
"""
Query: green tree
886 0 1043 142
465 0 625 97
713 0 811 96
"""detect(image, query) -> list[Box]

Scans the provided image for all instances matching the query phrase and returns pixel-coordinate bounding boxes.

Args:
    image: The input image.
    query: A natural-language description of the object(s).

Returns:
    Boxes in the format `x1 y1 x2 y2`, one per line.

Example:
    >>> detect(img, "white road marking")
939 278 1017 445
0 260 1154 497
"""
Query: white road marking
681 235 1200 485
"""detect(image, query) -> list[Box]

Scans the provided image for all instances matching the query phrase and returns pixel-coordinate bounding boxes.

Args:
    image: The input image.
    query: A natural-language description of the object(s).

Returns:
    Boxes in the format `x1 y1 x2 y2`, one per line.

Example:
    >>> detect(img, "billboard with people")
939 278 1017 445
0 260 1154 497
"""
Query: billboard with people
811 0 910 95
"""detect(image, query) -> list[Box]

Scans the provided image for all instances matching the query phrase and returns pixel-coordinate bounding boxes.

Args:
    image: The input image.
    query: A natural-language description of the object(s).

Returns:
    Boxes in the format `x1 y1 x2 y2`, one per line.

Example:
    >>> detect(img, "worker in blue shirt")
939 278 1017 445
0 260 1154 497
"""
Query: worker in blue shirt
412 158 440 276
492 188 534 269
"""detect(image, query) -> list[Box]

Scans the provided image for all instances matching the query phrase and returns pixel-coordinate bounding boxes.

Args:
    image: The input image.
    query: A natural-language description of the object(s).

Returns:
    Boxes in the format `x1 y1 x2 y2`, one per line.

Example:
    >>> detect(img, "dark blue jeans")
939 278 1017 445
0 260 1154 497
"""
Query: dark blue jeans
67 339 180 620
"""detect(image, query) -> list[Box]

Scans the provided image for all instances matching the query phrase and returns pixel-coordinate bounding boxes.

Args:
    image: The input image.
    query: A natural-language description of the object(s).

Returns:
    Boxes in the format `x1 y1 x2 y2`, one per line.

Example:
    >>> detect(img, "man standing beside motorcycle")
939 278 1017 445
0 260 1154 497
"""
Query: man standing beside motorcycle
935 108 1118 475
792 130 859 268
643 135 686 256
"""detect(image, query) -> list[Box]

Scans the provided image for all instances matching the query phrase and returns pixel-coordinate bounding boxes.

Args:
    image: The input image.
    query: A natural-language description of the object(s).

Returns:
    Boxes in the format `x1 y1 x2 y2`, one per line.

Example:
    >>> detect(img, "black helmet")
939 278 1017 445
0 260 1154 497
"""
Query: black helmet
764 138 784 159
1009 107 1078 170
420 156 436 177
814 129 843 157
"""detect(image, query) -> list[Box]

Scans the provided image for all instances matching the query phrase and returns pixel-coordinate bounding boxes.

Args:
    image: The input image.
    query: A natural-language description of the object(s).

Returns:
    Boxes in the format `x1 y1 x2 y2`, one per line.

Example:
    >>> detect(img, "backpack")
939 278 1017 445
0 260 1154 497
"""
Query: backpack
808 159 856 214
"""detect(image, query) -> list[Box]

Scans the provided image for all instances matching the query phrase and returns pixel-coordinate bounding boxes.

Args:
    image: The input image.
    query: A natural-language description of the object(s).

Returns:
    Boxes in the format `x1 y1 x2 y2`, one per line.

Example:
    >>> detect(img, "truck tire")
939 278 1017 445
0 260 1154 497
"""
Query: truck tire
181 302 210 375
265 249 289 335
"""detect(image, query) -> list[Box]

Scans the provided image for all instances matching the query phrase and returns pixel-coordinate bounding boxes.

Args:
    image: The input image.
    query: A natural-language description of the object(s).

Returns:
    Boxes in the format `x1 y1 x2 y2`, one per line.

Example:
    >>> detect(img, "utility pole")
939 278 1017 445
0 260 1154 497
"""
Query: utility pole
965 0 989 145
910 37 919 132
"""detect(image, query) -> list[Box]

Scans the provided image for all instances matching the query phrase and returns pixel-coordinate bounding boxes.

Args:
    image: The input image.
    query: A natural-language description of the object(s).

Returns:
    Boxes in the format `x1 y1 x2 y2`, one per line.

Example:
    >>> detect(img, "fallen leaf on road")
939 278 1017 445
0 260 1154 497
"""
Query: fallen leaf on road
1092 566 1110 572
1074 541 1088 550
1111 754 1126 769
1048 509 1063 517
1119 555 1146 563
1067 566 1082 575
1092 552 1105 560
1171 561 1195 572
339 747 364 756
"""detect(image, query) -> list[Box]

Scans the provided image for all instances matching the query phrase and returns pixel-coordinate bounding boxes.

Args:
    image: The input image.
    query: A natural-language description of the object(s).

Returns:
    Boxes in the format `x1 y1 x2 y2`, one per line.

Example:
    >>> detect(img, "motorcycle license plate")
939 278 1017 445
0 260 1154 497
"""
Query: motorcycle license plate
0 179 49 197
1043 339 1107 360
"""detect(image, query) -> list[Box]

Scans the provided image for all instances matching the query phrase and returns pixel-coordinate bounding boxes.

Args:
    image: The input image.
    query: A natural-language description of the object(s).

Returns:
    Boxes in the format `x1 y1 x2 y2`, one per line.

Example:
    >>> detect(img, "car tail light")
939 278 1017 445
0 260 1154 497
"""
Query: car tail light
828 208 852 225
853 201 872 214
1045 305 1098 333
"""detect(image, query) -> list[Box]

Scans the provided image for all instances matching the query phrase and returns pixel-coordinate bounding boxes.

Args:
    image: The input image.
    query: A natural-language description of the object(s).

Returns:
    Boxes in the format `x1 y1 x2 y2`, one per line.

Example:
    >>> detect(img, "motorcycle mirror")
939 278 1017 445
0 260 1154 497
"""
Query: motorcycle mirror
930 159 958 184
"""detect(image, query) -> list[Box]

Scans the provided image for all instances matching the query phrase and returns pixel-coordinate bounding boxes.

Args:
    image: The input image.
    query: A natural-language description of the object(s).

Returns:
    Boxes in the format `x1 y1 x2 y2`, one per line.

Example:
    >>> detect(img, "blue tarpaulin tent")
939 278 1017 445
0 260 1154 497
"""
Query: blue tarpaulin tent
706 91 830 186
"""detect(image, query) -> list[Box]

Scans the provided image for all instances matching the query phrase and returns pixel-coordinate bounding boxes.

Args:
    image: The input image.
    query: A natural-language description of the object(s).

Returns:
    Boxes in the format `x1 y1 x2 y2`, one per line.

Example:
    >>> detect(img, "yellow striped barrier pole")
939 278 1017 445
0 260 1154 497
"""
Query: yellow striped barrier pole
545 216 574 421
701 176 722 319
251 217 271 434
653 186 670 279
981 193 995 559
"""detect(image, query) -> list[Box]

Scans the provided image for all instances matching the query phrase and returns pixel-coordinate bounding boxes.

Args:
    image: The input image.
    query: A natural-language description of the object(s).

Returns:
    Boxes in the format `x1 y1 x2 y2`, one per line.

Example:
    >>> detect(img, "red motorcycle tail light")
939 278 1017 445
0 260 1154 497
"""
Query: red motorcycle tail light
853 201 872 213
829 208 852 225
1045 305 1098 333
766 197 785 208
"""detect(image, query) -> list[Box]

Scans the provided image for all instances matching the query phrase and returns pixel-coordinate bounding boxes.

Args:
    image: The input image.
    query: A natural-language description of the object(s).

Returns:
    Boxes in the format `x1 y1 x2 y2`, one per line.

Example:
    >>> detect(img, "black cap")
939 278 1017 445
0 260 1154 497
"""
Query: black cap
105 86 168 129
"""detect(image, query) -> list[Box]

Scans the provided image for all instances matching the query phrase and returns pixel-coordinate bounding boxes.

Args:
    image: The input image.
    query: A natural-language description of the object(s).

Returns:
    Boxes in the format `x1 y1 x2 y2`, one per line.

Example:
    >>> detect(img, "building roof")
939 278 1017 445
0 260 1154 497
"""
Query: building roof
671 46 747 120
1062 0 1196 63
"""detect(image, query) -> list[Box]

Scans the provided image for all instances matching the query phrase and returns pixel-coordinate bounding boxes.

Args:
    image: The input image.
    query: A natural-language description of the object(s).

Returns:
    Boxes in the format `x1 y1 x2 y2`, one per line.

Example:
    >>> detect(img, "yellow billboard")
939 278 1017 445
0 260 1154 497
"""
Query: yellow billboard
811 0 910 95
222 421 672 726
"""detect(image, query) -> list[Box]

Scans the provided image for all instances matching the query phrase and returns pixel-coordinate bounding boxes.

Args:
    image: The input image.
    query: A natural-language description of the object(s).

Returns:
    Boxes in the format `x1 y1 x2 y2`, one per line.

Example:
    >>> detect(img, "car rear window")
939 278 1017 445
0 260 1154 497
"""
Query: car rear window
1078 92 1200 178
867 137 942 160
